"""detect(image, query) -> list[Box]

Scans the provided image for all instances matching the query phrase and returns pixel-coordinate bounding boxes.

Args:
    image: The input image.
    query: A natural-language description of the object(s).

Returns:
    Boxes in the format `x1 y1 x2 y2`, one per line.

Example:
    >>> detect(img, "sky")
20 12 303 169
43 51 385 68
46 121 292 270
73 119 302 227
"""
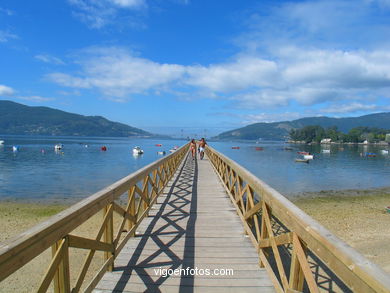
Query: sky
1 0 390 137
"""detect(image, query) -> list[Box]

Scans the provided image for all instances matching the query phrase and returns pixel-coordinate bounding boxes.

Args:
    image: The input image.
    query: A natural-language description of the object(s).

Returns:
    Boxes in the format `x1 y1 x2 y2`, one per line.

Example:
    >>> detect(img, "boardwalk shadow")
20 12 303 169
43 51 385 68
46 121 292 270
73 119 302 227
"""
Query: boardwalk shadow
112 154 198 293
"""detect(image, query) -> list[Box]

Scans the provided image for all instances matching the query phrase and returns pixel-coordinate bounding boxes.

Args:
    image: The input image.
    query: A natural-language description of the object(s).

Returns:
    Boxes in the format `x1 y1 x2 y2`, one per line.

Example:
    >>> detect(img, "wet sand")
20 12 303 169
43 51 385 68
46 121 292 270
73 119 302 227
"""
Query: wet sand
292 187 390 274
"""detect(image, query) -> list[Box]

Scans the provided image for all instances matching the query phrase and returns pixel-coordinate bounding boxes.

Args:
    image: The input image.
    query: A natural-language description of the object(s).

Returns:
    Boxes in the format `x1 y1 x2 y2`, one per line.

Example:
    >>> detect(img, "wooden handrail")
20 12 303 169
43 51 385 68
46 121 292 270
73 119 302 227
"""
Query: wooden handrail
206 146 390 293
0 142 189 292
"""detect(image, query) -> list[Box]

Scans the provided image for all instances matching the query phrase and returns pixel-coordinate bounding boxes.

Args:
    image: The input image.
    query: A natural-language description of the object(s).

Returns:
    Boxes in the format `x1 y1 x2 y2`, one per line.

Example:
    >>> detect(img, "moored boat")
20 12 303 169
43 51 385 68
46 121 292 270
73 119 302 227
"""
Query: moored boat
232 146 240 149
54 144 63 150
133 146 144 155
157 151 166 155
0 140 4 145
381 150 389 155
295 158 309 163
303 154 314 160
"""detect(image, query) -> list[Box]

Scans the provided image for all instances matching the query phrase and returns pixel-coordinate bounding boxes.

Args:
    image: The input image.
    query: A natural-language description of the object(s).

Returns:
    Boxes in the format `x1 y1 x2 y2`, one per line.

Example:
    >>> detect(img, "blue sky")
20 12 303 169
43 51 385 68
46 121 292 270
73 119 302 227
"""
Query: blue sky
1 0 390 137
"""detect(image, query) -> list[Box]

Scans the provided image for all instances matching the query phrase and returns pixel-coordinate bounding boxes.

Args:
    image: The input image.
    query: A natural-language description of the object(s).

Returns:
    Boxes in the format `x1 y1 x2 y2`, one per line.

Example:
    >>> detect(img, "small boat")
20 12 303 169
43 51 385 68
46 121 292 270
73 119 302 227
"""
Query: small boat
169 149 176 153
255 147 264 151
0 140 4 145
232 146 240 149
364 152 376 157
297 151 309 155
155 144 162 147
54 144 63 150
12 145 19 152
303 154 314 160
283 147 293 151
101 146 107 151
295 158 309 163
322 149 331 154
133 146 144 155
157 151 166 155
381 150 389 155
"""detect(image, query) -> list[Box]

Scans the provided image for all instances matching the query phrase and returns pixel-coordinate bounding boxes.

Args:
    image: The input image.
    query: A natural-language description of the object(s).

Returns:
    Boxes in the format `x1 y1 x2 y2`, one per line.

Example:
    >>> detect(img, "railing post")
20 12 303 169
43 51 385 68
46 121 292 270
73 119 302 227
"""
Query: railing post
51 238 70 293
128 186 136 236
104 204 114 272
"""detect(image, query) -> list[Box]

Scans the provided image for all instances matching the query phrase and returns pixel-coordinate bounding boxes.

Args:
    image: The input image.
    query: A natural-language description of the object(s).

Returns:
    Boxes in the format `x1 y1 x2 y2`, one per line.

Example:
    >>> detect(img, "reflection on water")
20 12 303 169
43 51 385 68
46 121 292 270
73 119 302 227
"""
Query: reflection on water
0 136 389 201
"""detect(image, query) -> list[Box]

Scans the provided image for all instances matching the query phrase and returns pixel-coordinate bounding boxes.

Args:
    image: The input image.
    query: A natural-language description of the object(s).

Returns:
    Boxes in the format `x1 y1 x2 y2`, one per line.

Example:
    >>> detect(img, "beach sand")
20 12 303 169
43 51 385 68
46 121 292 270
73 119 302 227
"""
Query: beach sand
0 188 389 291
292 188 390 274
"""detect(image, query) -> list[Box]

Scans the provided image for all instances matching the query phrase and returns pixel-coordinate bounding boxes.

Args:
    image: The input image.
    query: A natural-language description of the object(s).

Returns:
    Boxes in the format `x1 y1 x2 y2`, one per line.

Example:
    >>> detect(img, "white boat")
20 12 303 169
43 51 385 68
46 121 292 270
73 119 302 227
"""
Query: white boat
381 150 389 155
303 154 314 160
12 145 19 152
133 146 144 155
157 151 166 155
54 144 63 150
0 140 4 145
322 149 331 154
169 149 176 153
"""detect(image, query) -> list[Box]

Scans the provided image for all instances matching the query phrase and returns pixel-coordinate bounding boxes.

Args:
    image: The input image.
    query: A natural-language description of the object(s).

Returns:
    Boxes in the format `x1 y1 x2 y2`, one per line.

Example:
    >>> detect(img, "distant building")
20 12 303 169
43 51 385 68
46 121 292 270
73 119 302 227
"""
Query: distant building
320 138 332 144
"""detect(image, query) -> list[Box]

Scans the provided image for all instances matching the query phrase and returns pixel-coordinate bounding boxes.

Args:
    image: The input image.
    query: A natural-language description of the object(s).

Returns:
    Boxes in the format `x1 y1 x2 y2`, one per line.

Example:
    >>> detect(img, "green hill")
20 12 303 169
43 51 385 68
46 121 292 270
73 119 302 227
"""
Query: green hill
0 100 154 137
214 112 390 141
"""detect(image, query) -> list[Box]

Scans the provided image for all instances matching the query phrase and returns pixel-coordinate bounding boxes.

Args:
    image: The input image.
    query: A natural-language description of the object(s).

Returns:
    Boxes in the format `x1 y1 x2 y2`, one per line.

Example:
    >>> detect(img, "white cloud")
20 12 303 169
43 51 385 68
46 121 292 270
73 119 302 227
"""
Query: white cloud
186 57 278 92
0 30 18 43
242 112 303 124
46 45 390 112
35 54 65 65
18 96 54 102
47 47 185 97
321 103 380 114
0 85 15 96
68 0 146 28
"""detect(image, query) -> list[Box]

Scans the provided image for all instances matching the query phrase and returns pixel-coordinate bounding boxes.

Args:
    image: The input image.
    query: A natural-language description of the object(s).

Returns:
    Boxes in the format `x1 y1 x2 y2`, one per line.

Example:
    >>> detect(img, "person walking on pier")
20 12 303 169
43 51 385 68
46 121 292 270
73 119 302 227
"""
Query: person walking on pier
198 138 207 160
190 139 197 160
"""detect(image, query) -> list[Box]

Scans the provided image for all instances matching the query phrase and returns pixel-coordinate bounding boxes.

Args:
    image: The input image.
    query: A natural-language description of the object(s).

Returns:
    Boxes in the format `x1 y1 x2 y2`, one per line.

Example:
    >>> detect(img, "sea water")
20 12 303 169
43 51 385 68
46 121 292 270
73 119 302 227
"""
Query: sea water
0 136 389 201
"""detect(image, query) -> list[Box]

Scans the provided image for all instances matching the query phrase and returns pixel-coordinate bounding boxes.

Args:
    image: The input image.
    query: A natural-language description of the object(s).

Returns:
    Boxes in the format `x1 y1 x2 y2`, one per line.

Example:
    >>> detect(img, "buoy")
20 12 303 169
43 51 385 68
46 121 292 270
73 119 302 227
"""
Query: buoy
155 144 162 147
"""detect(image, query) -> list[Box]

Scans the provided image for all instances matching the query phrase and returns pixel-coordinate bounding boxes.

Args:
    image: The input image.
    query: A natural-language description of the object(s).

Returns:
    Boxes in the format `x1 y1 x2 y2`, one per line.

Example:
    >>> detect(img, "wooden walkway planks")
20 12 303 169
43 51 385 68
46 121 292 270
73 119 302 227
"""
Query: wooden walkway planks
93 153 275 293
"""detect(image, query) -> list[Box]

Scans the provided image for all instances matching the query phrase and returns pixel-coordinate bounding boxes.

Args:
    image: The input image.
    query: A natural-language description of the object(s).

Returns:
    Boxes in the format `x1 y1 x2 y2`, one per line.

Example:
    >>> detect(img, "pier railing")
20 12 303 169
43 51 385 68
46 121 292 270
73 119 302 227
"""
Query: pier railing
206 146 390 293
0 143 189 293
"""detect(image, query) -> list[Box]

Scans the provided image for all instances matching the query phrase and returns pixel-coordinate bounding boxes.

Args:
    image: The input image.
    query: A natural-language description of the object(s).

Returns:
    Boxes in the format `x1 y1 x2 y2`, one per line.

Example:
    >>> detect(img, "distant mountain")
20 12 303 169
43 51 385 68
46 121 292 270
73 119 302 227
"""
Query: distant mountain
0 100 155 137
214 112 390 141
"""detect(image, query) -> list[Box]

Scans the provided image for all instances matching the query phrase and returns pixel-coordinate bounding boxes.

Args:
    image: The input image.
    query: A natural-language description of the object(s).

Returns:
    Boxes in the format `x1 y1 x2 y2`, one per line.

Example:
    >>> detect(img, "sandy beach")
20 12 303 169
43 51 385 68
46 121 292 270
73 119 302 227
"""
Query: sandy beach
0 188 389 291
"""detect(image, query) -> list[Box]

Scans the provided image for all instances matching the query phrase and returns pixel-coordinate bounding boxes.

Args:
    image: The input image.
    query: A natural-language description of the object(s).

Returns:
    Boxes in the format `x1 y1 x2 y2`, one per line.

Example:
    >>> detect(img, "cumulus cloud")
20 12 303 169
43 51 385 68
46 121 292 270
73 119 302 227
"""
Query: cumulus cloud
68 0 146 28
47 47 186 97
35 54 65 65
0 85 15 96
45 45 390 111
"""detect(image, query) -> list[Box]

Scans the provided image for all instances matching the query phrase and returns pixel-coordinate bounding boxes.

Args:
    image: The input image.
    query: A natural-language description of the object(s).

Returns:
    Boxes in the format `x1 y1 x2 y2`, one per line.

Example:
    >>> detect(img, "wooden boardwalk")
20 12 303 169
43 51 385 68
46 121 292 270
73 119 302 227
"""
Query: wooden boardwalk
93 154 275 293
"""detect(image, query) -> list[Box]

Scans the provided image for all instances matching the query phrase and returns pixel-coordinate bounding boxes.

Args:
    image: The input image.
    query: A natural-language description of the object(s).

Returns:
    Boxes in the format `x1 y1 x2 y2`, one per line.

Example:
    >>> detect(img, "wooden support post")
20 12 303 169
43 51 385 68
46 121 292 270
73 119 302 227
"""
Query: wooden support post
104 204 114 272
142 176 149 215
128 186 136 236
289 233 305 291
51 238 70 293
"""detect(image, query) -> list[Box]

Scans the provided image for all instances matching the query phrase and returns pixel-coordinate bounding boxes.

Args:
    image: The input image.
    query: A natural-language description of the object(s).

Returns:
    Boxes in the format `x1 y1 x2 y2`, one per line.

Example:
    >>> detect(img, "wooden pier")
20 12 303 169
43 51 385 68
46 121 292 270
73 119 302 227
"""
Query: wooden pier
93 153 274 292
0 143 389 293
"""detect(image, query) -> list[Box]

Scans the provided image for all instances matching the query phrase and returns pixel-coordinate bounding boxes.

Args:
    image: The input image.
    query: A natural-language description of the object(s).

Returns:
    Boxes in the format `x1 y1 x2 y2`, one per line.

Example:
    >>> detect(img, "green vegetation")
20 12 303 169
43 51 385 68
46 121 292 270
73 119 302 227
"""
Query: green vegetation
213 112 390 141
289 125 390 143
0 100 155 137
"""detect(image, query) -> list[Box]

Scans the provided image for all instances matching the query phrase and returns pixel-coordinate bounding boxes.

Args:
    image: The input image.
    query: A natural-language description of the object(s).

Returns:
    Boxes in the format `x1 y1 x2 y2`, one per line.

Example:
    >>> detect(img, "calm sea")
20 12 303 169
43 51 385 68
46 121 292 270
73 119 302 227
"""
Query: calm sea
0 136 389 201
